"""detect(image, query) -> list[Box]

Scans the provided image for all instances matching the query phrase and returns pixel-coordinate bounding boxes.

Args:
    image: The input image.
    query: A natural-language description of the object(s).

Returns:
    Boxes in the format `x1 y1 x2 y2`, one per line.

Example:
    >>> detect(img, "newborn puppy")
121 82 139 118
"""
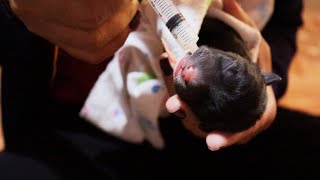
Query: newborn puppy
173 17 281 134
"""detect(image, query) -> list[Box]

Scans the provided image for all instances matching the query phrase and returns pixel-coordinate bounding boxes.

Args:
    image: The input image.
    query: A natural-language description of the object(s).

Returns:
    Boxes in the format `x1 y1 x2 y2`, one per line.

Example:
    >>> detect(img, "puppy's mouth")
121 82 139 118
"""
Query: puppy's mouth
174 55 189 77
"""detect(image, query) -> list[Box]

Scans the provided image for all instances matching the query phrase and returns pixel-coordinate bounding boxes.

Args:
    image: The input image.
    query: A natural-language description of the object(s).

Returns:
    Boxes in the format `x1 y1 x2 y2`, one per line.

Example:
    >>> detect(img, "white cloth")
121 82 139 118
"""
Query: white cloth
80 0 273 149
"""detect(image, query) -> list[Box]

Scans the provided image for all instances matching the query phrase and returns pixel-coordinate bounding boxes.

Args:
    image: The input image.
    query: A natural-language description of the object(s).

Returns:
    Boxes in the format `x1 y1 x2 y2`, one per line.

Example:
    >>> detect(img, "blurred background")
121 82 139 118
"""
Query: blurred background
0 0 319 155
278 0 320 115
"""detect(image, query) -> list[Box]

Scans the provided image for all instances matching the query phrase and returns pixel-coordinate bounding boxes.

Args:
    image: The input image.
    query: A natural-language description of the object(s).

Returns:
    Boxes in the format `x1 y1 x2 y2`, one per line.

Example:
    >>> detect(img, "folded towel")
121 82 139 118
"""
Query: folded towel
80 0 273 149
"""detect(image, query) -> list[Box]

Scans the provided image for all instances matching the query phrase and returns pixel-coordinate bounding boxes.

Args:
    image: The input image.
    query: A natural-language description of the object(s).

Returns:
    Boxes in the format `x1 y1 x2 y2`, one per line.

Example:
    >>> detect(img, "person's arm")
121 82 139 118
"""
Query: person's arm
7 0 140 63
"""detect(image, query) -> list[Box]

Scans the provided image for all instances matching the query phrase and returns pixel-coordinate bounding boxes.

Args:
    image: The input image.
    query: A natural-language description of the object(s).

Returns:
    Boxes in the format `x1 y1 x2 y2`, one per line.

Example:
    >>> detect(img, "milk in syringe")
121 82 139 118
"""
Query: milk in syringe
148 0 199 53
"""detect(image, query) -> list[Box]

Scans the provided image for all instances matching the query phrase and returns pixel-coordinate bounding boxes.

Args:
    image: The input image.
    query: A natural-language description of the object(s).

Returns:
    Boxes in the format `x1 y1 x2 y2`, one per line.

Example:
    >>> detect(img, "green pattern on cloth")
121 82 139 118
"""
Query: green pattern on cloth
137 72 155 84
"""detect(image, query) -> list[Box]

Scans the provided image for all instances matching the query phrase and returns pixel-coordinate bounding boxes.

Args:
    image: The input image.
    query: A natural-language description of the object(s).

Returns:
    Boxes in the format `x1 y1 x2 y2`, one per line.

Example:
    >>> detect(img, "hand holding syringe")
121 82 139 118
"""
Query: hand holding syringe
148 0 199 54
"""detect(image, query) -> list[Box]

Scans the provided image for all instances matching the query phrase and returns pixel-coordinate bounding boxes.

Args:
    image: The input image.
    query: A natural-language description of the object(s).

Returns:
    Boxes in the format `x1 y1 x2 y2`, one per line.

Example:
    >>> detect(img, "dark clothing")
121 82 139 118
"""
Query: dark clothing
0 1 309 180
262 0 303 99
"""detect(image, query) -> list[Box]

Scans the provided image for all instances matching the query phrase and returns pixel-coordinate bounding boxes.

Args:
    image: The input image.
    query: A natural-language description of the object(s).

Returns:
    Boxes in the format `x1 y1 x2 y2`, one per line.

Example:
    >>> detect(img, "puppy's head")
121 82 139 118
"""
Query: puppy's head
173 46 280 135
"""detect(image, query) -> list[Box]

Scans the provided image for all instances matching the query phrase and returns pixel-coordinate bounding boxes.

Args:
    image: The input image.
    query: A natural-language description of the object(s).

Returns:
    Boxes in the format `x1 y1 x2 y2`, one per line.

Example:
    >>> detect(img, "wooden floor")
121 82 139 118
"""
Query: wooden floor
0 0 319 151
278 0 320 115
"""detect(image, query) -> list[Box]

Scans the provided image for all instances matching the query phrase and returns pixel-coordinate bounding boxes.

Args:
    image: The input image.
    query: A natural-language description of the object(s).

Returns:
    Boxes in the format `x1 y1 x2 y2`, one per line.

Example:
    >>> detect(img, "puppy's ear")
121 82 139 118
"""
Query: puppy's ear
263 72 282 85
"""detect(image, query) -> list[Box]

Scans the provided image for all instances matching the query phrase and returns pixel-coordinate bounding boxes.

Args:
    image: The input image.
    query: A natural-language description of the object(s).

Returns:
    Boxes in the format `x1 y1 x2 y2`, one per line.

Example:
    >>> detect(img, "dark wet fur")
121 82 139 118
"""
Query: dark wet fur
174 17 271 133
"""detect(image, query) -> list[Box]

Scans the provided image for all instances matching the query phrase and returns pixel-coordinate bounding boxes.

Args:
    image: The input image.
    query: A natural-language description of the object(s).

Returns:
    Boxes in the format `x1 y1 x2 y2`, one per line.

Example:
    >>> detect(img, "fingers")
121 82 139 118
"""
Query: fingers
160 53 190 122
160 55 186 118
160 56 189 124
207 86 277 150
223 0 257 28
207 128 256 151
159 54 208 138
205 1 275 151
222 0 273 72
166 95 209 138
206 129 254 150
165 95 182 113
206 131 239 151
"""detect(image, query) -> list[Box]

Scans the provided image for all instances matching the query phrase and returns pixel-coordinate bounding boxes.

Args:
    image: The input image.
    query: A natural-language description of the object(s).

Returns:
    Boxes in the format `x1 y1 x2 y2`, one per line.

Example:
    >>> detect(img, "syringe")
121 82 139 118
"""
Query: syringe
148 0 199 53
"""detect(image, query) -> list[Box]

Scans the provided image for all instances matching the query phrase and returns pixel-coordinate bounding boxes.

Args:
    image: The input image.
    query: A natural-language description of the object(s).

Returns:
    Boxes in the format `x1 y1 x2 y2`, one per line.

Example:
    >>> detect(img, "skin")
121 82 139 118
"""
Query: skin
7 0 141 104
7 0 276 150
163 0 277 151
9 0 140 63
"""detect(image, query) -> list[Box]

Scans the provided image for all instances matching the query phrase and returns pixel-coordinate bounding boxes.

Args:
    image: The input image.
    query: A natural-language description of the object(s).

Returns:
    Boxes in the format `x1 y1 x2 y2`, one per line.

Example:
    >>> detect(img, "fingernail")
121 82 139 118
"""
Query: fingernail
208 146 220 151
171 110 186 119
129 11 141 31
160 58 173 76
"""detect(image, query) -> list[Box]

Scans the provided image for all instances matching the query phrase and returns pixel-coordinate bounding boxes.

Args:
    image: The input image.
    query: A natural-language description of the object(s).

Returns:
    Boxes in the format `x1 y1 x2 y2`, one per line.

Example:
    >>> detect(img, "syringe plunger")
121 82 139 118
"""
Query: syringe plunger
148 0 199 53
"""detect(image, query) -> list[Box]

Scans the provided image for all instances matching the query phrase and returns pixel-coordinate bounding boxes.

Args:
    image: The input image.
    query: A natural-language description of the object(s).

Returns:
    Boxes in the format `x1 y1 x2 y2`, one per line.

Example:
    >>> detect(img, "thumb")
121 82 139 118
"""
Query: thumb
206 131 240 151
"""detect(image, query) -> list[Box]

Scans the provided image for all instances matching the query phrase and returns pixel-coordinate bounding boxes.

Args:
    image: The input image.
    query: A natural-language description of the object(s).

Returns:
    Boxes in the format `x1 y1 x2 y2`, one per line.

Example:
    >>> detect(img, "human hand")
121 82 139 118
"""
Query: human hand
160 54 277 151
222 0 273 72
159 0 277 151
222 0 257 28
9 0 140 63
166 87 276 151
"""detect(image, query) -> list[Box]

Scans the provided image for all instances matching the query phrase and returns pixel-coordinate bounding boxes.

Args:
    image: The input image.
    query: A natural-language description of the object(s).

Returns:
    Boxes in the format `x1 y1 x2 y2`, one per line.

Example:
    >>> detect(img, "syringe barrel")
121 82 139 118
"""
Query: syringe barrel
148 0 199 53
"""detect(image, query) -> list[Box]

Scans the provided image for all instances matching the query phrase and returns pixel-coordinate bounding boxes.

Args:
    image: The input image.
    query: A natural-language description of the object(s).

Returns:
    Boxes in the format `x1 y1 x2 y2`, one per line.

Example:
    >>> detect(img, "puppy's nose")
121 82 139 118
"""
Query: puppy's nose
182 65 195 83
